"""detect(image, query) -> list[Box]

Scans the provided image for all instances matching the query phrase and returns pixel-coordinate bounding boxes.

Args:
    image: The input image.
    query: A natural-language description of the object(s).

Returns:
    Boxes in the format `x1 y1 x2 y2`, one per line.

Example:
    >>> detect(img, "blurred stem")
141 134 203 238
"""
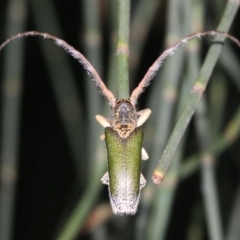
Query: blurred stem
195 97 224 240
177 7 203 238
220 43 240 92
201 154 223 240
82 0 102 172
152 0 239 182
147 144 183 240
180 104 240 179
29 0 84 182
146 0 204 238
209 74 227 141
117 0 130 98
56 154 106 240
0 1 26 240
226 183 240 240
106 0 118 95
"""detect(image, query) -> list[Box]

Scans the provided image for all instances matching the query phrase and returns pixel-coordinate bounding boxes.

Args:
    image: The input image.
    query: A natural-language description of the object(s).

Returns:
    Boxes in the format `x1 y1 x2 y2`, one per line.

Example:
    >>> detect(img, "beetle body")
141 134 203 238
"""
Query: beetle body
97 99 151 215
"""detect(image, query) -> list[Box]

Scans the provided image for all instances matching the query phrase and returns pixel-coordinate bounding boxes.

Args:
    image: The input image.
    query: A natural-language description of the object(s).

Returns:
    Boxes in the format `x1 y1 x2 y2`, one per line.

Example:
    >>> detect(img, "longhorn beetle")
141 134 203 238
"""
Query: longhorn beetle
1 31 240 215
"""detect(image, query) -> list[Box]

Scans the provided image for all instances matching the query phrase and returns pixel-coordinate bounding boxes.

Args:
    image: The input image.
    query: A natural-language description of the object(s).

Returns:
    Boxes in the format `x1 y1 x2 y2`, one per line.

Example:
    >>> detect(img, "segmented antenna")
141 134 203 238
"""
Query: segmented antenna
130 30 240 106
0 31 116 106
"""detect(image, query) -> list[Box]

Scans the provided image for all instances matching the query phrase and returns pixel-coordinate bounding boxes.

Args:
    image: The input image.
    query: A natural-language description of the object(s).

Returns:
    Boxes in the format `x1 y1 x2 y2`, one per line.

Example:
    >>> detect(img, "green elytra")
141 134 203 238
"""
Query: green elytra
105 127 143 215
106 127 143 197
1 30 240 215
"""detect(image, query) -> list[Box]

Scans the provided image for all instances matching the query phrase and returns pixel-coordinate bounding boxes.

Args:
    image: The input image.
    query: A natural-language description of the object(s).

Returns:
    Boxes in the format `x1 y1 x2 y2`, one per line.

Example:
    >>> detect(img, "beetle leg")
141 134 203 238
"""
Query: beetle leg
141 148 149 160
100 134 105 140
101 172 109 185
137 109 151 127
140 174 146 190
96 115 111 128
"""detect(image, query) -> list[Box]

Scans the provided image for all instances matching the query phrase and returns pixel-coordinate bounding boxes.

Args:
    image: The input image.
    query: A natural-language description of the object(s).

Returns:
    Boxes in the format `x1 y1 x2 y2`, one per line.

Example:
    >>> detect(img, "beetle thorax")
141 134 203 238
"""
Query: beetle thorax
111 99 138 138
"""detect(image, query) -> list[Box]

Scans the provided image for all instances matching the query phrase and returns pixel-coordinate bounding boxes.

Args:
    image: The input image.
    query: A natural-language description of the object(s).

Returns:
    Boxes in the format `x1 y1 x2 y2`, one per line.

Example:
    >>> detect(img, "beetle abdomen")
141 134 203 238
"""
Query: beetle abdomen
105 127 143 215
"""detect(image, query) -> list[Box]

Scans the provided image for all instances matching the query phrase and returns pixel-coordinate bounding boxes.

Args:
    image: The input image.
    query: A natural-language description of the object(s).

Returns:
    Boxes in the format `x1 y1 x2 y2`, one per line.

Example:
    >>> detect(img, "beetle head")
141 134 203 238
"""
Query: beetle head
111 99 138 127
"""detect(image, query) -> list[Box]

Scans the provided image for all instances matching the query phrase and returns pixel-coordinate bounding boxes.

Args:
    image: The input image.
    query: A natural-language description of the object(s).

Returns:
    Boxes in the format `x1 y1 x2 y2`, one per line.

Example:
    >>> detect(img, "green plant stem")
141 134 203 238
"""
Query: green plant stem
226 184 240 240
106 0 118 95
180 104 240 179
186 201 204 240
209 74 227 141
56 152 106 240
178 3 204 238
220 43 240 92
152 0 239 183
0 1 26 240
195 98 224 240
201 153 224 240
187 1 224 236
147 144 183 240
82 0 102 171
117 0 130 98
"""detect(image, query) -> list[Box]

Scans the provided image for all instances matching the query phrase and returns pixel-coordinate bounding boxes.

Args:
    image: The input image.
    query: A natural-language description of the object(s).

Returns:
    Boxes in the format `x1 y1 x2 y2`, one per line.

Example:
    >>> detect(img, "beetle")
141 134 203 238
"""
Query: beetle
1 30 239 215
96 99 151 215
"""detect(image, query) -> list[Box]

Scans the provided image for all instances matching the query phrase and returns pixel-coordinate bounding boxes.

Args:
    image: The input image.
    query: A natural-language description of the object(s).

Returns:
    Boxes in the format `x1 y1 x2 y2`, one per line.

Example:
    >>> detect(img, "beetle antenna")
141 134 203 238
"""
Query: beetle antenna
130 30 240 105
0 31 116 106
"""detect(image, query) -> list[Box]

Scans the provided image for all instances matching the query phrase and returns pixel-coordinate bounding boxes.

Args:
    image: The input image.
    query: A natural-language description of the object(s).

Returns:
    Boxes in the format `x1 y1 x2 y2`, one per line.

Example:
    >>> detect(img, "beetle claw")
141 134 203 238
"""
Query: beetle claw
141 148 149 160
101 172 109 185
140 174 146 190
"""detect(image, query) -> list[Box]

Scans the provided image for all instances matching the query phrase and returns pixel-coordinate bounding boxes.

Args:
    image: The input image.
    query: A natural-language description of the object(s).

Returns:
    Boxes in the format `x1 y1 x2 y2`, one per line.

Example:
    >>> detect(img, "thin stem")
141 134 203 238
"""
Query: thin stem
226 184 240 240
180 104 240 180
0 0 26 239
82 0 103 170
195 98 224 240
117 0 130 99
209 74 227 141
56 157 106 240
220 43 240 92
106 0 118 95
